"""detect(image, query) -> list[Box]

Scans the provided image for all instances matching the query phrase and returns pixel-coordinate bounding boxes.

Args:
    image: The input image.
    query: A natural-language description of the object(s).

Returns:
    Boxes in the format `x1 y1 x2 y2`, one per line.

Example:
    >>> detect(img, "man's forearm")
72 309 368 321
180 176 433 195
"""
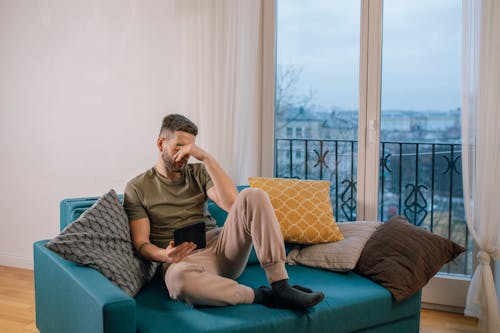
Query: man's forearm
202 154 238 210
136 241 167 263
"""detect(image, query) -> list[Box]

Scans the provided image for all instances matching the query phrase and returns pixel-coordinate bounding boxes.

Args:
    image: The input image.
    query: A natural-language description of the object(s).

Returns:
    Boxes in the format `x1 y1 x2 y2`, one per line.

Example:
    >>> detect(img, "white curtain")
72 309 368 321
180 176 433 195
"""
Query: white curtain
169 0 264 185
462 0 500 332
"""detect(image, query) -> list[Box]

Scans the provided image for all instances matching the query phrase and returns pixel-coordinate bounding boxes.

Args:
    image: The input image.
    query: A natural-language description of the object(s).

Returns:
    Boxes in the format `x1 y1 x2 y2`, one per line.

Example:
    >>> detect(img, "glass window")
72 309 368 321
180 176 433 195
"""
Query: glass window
379 0 469 275
275 0 361 221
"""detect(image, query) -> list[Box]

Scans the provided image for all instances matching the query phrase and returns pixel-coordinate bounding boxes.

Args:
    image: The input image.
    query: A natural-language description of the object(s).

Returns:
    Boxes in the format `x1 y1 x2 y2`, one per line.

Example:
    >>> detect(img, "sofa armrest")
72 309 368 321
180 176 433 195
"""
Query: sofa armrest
34 240 136 333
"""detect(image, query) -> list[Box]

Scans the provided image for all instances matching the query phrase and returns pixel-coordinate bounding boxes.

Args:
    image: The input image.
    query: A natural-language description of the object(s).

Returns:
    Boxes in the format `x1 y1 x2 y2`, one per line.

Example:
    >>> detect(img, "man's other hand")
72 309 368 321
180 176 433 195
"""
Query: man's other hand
164 241 197 263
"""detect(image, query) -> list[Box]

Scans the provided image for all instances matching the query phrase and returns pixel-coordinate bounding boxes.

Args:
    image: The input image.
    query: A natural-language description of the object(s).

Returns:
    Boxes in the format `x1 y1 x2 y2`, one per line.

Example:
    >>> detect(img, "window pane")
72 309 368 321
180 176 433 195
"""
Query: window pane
275 0 361 221
379 0 471 275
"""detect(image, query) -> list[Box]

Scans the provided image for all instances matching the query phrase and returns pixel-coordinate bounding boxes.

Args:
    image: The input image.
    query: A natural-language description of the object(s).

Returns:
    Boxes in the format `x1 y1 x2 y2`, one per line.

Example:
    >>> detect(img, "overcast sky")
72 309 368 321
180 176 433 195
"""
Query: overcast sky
277 0 462 112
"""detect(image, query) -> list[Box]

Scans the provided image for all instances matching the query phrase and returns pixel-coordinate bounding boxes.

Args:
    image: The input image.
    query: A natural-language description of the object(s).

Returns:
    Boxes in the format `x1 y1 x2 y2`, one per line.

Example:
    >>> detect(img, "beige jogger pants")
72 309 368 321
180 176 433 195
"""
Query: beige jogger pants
164 188 289 306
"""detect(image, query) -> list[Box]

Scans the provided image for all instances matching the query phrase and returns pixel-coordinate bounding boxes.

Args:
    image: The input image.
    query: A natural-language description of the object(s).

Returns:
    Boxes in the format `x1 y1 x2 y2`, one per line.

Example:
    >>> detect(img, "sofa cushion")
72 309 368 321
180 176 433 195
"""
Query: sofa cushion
286 221 382 272
134 264 420 333
248 177 343 244
45 189 158 296
355 215 465 302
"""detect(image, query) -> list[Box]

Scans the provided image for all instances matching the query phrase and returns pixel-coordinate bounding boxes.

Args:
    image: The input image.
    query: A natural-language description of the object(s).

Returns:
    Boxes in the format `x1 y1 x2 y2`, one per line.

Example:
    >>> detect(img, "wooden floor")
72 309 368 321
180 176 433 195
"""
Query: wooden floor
0 265 480 333
0 266 38 333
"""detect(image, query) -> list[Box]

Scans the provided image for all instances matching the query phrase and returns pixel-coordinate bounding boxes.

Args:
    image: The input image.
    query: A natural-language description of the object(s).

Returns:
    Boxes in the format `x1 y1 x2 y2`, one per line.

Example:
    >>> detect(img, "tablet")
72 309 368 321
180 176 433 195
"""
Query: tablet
173 222 206 249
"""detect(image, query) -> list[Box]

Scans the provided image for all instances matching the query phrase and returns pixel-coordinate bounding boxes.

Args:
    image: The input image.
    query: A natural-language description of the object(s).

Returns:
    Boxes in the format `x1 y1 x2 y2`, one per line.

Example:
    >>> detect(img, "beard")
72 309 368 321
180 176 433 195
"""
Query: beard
162 151 188 174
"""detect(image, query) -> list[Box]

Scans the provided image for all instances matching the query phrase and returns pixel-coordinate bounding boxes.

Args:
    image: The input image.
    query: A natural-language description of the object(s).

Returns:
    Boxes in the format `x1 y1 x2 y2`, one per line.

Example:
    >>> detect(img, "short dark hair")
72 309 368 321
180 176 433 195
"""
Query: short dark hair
159 114 198 137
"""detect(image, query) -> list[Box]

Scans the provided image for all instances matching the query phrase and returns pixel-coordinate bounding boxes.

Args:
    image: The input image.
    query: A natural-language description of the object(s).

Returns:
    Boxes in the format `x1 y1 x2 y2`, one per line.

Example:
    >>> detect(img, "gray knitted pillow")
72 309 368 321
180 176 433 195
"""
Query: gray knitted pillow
45 189 158 296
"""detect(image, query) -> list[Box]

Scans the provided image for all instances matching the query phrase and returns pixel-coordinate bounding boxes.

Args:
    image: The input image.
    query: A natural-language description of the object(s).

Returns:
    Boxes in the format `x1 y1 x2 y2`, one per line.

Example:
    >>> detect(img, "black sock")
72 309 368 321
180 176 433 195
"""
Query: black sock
292 284 313 293
253 286 274 307
271 279 324 309
271 279 291 292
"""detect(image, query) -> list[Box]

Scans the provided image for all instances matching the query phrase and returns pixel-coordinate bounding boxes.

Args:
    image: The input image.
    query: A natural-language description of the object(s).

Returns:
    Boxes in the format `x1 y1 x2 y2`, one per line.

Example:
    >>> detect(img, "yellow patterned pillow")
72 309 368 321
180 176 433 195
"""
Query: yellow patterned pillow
248 177 343 244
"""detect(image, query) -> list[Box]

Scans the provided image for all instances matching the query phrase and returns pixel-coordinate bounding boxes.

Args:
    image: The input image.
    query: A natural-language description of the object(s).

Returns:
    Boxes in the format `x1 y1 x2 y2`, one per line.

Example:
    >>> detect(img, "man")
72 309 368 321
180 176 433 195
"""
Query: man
124 114 324 308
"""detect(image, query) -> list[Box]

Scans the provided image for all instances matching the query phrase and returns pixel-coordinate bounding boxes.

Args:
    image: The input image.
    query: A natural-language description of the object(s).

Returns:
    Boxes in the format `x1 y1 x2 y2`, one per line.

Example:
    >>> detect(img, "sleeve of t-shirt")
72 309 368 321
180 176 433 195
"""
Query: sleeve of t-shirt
196 164 214 192
123 182 149 222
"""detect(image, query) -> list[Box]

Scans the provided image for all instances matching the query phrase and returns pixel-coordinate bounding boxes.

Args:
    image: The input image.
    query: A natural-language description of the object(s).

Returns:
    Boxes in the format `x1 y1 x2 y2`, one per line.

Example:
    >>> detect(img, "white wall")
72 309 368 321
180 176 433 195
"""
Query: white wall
0 0 183 269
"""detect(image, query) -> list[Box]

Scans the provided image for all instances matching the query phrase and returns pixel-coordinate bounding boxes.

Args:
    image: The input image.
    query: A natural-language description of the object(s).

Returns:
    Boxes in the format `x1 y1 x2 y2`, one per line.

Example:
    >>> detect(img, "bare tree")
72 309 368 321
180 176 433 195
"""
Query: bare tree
275 64 317 130
274 64 358 188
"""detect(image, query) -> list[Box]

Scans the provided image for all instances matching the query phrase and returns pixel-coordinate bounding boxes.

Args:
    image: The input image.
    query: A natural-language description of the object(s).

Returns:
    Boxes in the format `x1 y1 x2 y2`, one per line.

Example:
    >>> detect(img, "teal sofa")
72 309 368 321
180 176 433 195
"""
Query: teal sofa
34 191 421 333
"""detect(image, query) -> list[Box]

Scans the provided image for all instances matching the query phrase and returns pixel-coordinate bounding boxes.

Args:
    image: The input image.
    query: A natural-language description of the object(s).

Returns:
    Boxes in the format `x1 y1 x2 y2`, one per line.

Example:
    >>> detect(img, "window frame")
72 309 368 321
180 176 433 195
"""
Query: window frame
261 0 470 311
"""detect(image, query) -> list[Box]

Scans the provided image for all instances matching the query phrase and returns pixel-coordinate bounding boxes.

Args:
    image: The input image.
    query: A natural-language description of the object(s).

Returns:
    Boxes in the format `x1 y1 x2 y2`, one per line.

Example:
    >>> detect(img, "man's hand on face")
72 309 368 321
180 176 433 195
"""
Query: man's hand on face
173 143 207 163
164 241 197 263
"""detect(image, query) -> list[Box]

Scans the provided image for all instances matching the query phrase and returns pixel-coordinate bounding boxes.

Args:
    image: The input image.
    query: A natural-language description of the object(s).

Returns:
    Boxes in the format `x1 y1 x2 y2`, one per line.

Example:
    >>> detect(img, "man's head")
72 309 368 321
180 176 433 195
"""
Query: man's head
159 114 198 138
157 114 198 174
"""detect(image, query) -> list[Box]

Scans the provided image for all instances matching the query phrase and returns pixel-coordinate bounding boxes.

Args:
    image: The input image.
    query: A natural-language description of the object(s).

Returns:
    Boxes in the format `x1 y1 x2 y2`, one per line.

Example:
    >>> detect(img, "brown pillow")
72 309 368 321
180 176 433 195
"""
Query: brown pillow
355 215 465 302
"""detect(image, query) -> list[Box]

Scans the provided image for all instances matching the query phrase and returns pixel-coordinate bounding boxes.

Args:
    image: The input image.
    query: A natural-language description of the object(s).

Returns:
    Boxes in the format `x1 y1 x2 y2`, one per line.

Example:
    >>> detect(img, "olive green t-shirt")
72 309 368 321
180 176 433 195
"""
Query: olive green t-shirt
123 164 217 248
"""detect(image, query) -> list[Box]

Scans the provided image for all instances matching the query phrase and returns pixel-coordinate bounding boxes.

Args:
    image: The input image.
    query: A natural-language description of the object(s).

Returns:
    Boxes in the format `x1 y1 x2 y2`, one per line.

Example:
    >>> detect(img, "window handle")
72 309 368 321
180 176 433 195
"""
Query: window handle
368 119 376 144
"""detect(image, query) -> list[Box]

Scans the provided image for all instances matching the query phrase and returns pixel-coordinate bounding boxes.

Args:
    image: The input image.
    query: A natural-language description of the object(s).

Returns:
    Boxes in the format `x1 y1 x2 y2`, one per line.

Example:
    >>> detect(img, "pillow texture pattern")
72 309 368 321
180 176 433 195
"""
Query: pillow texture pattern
248 177 343 244
45 189 158 297
286 221 382 271
355 215 465 302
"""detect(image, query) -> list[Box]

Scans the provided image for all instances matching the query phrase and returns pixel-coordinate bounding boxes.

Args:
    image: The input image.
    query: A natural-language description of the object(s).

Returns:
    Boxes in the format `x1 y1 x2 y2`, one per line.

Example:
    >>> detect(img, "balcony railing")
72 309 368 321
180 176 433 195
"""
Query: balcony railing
275 138 472 276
